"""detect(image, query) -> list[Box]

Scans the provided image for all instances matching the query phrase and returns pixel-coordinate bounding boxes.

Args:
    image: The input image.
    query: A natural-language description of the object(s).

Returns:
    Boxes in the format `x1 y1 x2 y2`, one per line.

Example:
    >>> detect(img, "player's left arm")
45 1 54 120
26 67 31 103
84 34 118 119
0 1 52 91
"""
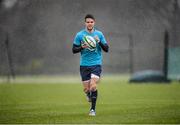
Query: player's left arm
98 41 109 52
95 33 109 52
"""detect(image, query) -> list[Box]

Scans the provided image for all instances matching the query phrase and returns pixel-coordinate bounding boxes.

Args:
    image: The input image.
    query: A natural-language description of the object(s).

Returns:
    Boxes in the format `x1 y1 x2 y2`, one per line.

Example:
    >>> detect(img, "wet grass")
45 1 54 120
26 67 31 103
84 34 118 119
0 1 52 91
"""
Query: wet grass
0 76 180 124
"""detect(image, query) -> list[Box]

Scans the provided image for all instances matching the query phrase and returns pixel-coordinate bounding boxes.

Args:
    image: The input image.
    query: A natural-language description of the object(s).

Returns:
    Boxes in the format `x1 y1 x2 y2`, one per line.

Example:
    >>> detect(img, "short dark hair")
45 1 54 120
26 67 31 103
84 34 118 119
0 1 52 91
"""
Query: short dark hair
85 14 95 21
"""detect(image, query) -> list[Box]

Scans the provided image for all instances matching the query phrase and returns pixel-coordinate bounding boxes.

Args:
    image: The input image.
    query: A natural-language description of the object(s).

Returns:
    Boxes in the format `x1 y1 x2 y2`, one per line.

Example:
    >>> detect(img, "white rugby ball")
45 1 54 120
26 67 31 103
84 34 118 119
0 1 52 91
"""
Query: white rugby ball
83 35 96 50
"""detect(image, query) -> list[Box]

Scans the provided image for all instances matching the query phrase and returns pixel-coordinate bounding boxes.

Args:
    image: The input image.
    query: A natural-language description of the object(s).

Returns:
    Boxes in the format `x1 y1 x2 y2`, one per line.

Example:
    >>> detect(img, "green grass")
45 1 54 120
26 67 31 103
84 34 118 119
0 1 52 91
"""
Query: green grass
0 76 180 124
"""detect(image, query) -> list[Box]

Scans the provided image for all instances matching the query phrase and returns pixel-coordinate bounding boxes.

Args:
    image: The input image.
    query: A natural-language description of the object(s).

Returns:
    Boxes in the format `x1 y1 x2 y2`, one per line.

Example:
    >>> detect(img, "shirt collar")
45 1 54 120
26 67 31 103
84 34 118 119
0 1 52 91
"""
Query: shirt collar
85 27 95 33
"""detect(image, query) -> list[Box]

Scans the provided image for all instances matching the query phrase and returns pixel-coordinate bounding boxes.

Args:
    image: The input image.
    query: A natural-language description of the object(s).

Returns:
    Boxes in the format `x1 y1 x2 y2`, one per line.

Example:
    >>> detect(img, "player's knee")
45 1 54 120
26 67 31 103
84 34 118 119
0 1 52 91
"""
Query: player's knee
83 87 90 93
90 84 97 91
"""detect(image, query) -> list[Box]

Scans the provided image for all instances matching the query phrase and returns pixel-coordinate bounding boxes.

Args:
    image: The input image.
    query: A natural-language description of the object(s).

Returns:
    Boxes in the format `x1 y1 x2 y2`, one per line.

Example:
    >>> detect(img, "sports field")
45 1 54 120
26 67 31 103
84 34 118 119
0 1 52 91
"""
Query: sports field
0 75 180 124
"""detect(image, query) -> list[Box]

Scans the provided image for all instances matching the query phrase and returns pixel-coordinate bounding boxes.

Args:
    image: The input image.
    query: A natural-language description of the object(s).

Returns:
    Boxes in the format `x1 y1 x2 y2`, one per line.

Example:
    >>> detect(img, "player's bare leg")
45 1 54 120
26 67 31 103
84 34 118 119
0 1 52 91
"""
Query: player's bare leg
82 80 91 102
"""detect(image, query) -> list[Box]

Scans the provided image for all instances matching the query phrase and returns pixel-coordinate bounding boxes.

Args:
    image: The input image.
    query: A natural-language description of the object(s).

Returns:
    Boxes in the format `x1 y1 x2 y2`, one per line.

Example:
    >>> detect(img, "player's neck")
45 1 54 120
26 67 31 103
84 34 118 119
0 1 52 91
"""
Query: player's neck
86 28 94 33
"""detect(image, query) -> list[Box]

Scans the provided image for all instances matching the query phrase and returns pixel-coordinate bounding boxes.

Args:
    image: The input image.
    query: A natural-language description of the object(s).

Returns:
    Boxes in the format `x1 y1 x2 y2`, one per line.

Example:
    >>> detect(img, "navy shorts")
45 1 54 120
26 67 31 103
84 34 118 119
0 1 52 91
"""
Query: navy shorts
80 65 102 81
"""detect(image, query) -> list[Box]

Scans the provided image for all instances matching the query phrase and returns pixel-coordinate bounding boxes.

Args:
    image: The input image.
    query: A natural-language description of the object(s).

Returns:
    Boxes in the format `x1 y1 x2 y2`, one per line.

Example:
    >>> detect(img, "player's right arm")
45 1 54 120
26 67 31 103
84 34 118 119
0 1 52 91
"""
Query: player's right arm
72 33 88 54
72 44 82 54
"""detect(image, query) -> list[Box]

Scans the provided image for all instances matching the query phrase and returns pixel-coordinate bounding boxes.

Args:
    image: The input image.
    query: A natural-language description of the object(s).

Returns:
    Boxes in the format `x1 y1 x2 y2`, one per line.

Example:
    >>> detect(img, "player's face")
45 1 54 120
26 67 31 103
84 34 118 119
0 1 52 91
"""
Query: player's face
85 18 95 31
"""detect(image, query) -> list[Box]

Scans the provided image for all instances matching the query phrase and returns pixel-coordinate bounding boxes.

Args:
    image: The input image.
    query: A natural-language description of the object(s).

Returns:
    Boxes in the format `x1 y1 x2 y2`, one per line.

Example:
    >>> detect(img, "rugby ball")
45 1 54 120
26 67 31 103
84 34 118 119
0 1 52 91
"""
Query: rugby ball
83 35 96 51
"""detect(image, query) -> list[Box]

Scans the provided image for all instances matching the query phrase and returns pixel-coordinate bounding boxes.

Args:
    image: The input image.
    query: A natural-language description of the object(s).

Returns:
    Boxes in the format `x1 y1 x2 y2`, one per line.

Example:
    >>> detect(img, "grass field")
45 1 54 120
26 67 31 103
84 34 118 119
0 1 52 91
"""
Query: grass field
0 75 180 124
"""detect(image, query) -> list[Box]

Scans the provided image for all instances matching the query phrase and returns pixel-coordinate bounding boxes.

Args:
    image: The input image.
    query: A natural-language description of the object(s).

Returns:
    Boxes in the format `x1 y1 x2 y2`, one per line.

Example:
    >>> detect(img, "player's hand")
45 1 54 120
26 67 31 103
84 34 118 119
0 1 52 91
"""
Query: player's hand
81 43 88 49
94 35 100 43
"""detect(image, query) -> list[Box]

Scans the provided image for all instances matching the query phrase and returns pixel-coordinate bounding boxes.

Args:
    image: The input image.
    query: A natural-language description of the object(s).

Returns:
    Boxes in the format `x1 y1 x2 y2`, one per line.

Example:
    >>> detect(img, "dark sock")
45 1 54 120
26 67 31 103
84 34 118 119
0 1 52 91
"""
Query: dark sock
86 91 91 99
91 90 98 111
